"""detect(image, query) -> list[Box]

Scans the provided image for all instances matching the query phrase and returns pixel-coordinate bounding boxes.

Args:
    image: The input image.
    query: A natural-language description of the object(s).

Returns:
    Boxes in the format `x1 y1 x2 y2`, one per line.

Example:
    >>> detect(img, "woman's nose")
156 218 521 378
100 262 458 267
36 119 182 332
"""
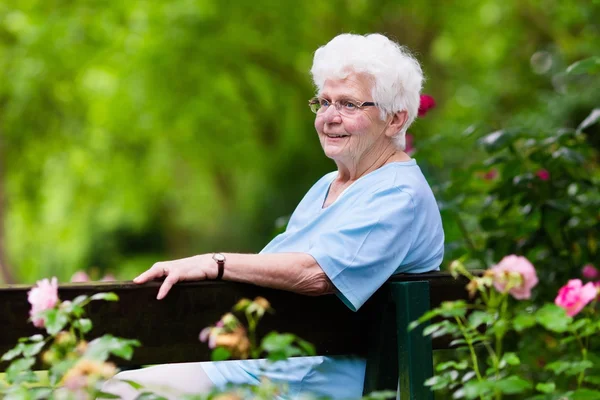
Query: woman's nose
321 105 343 124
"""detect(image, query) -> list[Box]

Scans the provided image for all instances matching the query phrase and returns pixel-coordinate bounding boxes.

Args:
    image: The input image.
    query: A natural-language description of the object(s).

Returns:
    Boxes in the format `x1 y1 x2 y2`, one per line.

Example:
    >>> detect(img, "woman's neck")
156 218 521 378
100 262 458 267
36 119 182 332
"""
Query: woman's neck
334 146 409 183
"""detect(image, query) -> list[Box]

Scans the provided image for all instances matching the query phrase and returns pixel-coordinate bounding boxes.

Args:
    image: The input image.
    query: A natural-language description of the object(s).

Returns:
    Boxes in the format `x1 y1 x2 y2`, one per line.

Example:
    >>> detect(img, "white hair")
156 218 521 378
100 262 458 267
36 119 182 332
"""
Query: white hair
310 33 424 150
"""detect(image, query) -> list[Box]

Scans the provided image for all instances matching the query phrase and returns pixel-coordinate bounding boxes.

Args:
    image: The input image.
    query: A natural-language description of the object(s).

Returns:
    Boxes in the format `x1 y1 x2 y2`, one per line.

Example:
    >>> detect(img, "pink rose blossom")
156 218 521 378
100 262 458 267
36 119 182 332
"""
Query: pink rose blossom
405 134 414 154
199 327 211 343
70 271 90 283
418 94 436 117
28 277 59 328
483 169 498 181
555 279 598 317
199 326 219 349
101 274 116 282
582 264 599 280
490 255 538 300
63 374 87 390
536 169 550 181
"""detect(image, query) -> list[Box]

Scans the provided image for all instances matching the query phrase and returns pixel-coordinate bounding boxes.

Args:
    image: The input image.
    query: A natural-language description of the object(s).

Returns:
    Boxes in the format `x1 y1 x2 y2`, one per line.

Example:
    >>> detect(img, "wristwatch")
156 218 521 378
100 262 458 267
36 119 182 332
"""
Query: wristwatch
212 253 225 280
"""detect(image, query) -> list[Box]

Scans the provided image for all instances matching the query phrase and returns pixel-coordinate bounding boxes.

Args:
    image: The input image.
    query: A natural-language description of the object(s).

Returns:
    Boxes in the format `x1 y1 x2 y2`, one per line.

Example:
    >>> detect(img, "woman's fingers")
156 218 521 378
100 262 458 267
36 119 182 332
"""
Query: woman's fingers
133 263 165 284
157 273 179 300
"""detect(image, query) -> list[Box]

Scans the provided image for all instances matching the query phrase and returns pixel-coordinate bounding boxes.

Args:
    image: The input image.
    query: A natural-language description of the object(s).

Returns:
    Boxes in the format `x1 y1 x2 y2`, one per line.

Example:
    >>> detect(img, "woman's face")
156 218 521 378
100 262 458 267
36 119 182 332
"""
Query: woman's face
314 73 391 167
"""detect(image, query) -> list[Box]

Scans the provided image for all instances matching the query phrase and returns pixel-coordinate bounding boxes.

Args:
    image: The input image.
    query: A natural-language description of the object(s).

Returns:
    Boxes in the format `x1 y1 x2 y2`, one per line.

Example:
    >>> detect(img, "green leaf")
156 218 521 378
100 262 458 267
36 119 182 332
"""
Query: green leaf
61 301 85 318
119 379 144 389
495 375 532 394
569 389 600 400
552 147 585 165
478 129 520 152
5 357 36 384
566 57 600 75
135 393 169 400
362 390 397 399
545 360 593 376
261 332 296 353
412 308 443 327
43 309 69 336
29 387 53 400
513 313 536 332
436 360 469 372
500 352 521 367
2 343 25 362
438 301 467 318
425 371 458 391
90 292 119 302
462 380 494 399
536 382 555 393
18 334 43 343
22 341 46 358
74 318 93 334
95 391 121 399
72 295 89 306
295 338 316 356
577 109 600 132
467 311 493 328
449 338 467 346
84 335 140 361
584 376 600 385
211 347 231 361
536 304 572 333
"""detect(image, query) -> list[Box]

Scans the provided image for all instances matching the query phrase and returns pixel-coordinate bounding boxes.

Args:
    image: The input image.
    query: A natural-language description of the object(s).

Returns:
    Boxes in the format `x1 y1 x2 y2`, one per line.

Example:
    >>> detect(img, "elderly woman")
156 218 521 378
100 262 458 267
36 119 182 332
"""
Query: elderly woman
104 33 444 399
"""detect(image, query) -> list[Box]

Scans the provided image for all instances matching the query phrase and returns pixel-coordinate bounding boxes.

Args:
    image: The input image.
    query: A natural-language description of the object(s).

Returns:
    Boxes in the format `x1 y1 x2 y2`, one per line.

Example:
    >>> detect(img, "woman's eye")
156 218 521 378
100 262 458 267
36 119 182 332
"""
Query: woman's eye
342 101 357 109
320 99 330 107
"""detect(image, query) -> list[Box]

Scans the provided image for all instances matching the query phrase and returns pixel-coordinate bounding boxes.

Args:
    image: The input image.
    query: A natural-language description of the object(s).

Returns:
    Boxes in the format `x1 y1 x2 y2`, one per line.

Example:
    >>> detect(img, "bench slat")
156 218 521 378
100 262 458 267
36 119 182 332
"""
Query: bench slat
0 273 469 371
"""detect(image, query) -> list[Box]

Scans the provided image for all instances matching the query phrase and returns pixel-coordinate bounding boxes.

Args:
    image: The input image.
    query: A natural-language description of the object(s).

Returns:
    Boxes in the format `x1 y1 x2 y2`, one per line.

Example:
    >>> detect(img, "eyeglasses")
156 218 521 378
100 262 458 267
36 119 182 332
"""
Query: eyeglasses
308 97 377 116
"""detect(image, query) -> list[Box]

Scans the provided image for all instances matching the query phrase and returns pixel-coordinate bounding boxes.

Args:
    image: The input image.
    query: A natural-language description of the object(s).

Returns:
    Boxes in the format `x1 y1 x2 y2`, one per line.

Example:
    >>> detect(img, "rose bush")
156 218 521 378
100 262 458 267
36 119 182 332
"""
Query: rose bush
411 255 600 399
1 278 139 400
436 57 600 302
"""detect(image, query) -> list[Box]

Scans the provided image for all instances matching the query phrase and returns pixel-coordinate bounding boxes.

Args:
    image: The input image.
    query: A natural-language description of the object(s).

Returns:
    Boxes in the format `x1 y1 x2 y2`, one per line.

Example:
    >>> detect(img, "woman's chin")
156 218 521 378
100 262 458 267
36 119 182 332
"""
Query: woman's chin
322 146 346 160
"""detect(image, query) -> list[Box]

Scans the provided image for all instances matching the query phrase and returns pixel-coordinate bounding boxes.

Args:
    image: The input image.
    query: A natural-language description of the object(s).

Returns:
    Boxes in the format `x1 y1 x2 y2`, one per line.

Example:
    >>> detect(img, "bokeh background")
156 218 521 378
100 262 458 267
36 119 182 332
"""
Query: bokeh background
0 0 599 285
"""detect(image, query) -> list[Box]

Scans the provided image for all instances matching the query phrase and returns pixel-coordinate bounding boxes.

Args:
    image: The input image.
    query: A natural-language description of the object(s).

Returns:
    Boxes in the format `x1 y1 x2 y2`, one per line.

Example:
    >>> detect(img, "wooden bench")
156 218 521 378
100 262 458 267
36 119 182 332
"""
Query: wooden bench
0 272 469 399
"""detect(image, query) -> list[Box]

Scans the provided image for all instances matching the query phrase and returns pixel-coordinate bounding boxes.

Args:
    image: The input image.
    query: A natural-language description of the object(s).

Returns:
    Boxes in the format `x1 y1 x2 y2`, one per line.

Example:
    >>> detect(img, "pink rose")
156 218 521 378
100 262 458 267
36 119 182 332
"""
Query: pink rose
101 274 116 282
536 169 550 181
582 264 599 280
199 326 219 349
555 279 598 317
70 271 90 283
418 94 436 117
405 133 414 154
483 169 498 181
490 255 538 300
28 277 59 328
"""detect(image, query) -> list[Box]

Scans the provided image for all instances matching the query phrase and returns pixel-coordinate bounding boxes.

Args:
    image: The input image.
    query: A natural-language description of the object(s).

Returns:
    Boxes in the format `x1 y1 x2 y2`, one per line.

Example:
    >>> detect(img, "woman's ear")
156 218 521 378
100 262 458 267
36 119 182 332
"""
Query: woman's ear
385 110 409 138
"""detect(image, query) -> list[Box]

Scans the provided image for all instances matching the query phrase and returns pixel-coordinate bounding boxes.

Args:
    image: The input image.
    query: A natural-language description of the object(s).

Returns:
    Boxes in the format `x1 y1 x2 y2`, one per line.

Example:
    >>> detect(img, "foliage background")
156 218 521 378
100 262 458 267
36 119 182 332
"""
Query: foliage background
0 0 599 284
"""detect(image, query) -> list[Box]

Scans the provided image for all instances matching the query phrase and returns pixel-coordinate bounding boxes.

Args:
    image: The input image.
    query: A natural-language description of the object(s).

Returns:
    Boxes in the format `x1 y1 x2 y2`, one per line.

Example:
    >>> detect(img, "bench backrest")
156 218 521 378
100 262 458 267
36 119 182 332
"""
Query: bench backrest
0 272 469 370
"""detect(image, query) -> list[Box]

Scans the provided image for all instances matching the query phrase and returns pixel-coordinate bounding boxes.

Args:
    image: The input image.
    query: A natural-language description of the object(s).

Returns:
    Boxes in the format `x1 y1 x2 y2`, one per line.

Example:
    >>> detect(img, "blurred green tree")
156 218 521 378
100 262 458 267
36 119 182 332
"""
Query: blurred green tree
0 0 598 283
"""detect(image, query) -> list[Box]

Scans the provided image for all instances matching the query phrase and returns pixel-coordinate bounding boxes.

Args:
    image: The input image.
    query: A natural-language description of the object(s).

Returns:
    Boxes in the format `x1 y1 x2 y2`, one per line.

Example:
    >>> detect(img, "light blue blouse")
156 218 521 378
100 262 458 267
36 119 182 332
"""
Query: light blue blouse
202 160 444 399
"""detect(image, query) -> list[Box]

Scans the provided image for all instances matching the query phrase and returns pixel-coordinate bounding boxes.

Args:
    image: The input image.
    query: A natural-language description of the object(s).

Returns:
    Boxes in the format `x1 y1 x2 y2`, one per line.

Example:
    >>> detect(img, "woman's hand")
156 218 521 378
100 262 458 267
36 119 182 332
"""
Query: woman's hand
133 254 216 300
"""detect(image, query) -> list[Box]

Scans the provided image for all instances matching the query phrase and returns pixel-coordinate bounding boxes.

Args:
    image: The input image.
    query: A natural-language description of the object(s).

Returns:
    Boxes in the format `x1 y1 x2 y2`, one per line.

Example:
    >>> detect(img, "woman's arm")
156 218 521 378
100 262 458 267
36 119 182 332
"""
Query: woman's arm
133 253 335 300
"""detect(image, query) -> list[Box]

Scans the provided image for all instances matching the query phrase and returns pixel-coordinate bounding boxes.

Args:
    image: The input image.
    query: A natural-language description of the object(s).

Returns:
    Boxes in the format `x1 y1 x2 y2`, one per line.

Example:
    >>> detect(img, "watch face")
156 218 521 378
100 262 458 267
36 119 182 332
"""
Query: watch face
214 253 225 261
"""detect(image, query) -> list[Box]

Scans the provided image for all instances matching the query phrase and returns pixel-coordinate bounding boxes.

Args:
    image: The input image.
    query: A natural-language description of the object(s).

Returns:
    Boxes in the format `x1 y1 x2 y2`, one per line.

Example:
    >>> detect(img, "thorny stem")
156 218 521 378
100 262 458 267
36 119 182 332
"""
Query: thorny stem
573 331 587 388
455 316 485 400
492 292 510 400
247 314 259 359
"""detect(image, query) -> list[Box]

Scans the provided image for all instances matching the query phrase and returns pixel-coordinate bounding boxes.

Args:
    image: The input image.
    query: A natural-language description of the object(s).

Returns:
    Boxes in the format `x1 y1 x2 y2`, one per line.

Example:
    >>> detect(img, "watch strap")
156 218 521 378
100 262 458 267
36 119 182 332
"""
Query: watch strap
216 259 224 280
212 253 225 280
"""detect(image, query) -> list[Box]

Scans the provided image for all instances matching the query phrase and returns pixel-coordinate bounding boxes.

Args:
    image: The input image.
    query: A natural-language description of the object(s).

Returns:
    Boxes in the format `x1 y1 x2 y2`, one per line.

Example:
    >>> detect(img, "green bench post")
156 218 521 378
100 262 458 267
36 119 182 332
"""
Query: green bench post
363 281 434 399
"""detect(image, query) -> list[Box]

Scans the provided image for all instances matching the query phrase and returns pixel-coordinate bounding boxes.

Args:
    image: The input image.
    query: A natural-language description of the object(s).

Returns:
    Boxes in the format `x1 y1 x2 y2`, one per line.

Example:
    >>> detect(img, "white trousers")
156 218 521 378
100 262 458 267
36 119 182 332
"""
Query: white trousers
101 362 214 400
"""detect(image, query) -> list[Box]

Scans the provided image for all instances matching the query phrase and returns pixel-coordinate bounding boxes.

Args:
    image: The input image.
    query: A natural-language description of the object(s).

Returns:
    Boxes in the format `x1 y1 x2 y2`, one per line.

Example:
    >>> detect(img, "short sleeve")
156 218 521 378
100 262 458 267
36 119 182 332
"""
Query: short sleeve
307 187 415 311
